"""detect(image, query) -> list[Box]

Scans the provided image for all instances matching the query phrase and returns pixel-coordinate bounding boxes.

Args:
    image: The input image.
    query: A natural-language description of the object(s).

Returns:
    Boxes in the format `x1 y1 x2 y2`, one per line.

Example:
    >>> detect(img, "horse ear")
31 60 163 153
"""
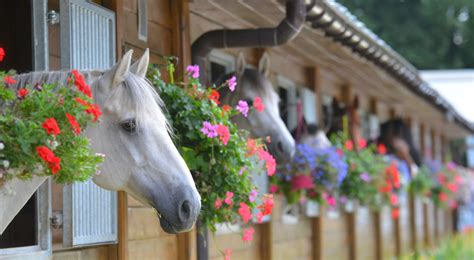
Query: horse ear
130 48 149 78
103 49 133 88
352 96 359 109
236 52 246 77
258 52 270 77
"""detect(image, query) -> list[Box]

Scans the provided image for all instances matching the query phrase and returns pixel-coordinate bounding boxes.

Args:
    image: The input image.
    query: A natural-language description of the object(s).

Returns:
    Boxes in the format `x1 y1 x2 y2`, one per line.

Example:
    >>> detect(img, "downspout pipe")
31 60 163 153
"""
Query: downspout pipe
191 0 306 84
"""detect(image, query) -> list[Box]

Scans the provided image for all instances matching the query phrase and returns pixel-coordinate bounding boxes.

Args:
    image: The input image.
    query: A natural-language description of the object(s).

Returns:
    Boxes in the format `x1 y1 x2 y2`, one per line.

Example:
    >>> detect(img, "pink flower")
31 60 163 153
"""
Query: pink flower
215 198 223 209
249 189 258 202
186 65 199 79
0 47 5 61
4 76 16 85
336 148 344 157
258 149 276 176
227 76 237 92
392 208 400 219
269 184 278 194
390 194 399 206
216 124 230 145
242 227 254 242
238 203 252 223
447 183 458 193
224 249 232 260
358 138 367 149
450 200 458 209
236 100 249 117
253 97 265 112
224 191 234 205
345 140 354 151
291 175 314 191
326 195 336 207
359 172 371 182
257 211 264 223
200 121 218 138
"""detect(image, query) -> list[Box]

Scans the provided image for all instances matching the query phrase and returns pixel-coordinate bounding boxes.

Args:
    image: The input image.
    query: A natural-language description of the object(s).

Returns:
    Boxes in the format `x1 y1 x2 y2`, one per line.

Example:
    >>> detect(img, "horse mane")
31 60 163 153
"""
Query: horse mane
379 118 422 166
11 70 171 134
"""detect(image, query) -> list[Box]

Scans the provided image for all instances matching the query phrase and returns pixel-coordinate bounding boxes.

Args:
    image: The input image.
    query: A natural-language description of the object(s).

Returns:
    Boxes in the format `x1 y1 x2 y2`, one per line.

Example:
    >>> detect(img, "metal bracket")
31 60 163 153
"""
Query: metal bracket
47 10 60 25
51 211 63 229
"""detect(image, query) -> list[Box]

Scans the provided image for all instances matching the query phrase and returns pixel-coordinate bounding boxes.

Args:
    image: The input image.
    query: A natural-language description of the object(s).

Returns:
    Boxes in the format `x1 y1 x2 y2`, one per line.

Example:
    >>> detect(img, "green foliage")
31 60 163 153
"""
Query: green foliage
338 0 474 69
408 166 433 197
402 231 474 259
0 70 103 186
148 65 267 231
331 131 388 209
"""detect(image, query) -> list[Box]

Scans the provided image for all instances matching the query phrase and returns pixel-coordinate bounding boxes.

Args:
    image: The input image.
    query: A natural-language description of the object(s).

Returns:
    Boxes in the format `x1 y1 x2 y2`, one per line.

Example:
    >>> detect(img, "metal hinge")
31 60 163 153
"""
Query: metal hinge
50 211 63 229
47 10 60 25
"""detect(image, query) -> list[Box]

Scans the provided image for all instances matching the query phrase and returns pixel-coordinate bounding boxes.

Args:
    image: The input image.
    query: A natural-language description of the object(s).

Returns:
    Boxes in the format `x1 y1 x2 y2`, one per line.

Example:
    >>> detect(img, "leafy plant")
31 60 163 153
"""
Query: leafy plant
0 63 103 186
148 64 274 235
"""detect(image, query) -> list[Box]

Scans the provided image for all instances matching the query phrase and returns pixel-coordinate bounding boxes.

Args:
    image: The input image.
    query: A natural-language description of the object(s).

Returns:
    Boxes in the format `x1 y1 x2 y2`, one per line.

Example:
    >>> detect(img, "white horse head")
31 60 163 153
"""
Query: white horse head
220 53 295 162
13 50 201 233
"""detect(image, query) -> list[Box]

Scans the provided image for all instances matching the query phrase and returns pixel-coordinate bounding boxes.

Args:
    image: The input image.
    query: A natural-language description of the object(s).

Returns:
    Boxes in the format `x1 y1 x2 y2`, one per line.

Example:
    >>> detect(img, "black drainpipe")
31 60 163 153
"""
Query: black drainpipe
191 1 306 260
191 0 306 84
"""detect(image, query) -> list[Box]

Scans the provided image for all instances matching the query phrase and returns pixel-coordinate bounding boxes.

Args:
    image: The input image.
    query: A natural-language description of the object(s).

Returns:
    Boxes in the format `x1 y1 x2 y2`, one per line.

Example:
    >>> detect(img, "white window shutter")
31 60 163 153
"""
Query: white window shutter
60 0 117 247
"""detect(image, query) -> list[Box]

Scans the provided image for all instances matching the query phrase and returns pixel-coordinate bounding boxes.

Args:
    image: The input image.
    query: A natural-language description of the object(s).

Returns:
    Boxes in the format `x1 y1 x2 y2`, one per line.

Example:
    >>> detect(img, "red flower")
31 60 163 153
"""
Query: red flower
377 144 387 154
0 47 5 62
209 89 220 105
253 96 265 112
17 88 28 99
242 227 255 242
72 70 92 97
269 184 278 194
36 146 61 174
214 198 223 209
258 194 274 216
75 97 90 107
42 118 61 137
358 138 367 149
216 124 230 145
238 203 252 223
85 104 102 122
221 105 232 116
4 76 16 85
391 208 400 219
66 113 81 135
246 139 259 157
345 140 354 151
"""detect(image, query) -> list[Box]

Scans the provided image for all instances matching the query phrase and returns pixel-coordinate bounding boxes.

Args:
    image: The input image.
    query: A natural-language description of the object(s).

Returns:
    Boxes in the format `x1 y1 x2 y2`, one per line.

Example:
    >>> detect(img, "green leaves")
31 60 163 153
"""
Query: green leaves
0 72 103 186
148 65 262 231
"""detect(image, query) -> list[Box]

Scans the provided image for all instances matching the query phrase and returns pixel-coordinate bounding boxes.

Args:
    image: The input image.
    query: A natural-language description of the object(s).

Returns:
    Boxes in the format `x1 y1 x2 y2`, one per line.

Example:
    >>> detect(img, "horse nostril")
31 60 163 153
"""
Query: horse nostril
277 141 284 153
178 200 192 223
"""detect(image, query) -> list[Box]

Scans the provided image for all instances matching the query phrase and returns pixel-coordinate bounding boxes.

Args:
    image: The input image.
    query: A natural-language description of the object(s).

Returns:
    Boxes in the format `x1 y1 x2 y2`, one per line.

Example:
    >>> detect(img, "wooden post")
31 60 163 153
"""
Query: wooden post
341 83 353 106
409 194 417 252
117 191 128 260
431 129 437 161
373 211 382 260
433 205 439 245
419 123 426 159
306 66 323 260
346 211 357 260
312 215 323 260
171 0 191 75
423 202 431 248
393 215 401 257
260 222 273 260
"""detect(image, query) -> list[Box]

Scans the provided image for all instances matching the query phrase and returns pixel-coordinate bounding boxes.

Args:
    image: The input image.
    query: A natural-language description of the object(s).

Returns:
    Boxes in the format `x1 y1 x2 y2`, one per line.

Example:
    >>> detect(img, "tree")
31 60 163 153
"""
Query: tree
338 0 474 69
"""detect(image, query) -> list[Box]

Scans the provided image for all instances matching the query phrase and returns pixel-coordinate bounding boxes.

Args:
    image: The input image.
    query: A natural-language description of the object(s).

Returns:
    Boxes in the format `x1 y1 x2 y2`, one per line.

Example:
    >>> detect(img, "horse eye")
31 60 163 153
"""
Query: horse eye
121 119 138 133
244 99 253 107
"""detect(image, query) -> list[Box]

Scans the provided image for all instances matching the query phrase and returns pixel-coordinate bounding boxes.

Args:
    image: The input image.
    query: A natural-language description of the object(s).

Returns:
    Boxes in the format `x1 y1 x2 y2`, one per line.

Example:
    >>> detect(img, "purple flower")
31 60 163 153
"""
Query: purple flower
236 100 249 117
249 189 258 202
227 76 237 92
200 121 217 138
359 172 371 182
339 196 348 204
186 65 199 79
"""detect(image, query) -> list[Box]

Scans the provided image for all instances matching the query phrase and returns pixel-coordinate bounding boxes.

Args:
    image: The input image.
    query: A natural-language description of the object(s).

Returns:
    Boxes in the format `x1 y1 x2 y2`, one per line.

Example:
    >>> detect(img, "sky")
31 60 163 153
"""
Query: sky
420 70 474 123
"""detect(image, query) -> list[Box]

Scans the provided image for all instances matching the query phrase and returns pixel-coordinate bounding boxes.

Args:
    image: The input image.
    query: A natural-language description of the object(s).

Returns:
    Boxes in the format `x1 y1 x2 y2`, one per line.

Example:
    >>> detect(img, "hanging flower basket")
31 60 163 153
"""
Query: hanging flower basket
0 47 104 234
147 62 275 245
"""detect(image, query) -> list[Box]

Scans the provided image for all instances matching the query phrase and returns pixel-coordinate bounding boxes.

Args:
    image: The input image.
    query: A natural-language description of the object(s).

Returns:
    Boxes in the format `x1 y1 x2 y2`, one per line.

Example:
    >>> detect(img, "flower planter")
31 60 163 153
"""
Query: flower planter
0 176 47 234
304 201 320 217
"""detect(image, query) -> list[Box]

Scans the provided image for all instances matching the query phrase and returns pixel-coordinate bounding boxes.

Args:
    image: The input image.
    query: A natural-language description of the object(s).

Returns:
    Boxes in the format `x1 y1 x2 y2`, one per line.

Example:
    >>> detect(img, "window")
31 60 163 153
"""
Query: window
300 87 318 125
208 50 235 85
277 75 297 132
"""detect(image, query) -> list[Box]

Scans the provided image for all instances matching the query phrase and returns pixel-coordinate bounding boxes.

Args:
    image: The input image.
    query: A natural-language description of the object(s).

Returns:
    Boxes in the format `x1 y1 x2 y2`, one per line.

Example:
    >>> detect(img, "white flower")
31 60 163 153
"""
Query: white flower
0 143 4 150
2 160 9 168
95 153 106 158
